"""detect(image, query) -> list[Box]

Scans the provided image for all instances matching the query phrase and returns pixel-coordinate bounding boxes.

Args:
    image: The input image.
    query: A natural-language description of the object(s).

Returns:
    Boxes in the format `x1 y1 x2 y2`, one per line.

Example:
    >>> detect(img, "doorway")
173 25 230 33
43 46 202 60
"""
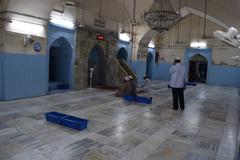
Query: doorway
146 52 153 78
188 54 208 83
49 37 73 91
88 45 106 88
117 47 128 61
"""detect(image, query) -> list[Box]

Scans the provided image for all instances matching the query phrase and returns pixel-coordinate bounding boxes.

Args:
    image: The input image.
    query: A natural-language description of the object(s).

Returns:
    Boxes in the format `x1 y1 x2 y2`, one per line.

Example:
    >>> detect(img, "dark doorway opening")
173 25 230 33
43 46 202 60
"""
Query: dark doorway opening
117 47 128 61
146 52 153 78
88 46 106 88
188 54 208 83
49 37 73 91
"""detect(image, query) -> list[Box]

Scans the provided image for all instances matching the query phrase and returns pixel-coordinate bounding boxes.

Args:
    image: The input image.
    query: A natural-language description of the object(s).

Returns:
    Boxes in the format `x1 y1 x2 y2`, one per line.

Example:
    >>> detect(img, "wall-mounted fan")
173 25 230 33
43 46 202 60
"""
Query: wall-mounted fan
214 27 240 48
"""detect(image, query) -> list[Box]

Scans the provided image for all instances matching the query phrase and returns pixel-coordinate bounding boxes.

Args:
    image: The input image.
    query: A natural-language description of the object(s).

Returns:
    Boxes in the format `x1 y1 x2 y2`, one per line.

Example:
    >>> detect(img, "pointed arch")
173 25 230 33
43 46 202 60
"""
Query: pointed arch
117 47 128 61
48 37 73 91
88 45 106 87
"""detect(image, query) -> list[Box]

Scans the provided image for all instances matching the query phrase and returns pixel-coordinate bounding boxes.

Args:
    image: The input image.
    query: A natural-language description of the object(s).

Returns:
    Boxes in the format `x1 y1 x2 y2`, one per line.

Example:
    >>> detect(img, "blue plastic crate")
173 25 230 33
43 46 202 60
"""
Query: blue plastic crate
123 95 152 104
123 95 136 101
45 111 68 124
135 96 152 104
62 116 88 130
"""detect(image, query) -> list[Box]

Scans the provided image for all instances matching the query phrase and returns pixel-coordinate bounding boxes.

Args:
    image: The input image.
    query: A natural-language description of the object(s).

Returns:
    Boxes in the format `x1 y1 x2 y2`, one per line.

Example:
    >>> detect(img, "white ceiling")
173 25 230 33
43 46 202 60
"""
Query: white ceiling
171 0 240 29
1 0 240 35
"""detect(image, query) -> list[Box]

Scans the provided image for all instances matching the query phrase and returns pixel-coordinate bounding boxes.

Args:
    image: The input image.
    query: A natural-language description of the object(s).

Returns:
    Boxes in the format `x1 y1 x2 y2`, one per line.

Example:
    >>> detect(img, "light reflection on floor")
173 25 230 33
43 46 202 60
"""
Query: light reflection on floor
0 81 239 160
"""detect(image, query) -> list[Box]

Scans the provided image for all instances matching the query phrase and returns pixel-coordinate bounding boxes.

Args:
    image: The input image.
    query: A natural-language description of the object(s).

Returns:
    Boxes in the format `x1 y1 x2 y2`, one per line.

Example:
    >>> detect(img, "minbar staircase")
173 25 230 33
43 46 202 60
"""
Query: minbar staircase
115 59 137 81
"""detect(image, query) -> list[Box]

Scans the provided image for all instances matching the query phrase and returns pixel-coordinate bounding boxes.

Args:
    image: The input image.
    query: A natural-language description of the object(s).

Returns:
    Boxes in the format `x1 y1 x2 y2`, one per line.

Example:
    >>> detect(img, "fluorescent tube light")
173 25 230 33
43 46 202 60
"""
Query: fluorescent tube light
119 33 130 42
190 41 207 48
50 17 75 30
7 20 45 37
148 41 155 48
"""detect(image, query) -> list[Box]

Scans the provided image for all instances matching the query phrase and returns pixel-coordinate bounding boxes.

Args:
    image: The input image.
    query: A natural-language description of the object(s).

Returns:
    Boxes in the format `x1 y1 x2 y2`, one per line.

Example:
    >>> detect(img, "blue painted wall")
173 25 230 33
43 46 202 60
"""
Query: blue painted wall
1 53 46 100
184 48 240 87
47 24 75 91
209 65 240 87
129 60 146 83
152 63 172 80
124 47 240 87
128 48 156 82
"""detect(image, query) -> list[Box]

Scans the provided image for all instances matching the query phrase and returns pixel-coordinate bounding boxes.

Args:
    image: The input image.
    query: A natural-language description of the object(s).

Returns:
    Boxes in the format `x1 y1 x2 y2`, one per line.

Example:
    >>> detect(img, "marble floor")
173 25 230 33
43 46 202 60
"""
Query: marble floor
0 81 239 160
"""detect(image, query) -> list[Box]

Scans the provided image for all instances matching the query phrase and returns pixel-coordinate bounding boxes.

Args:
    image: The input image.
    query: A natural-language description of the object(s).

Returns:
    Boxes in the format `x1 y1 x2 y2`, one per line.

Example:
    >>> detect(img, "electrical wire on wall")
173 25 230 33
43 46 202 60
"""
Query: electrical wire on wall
203 0 208 39
98 0 102 18
121 0 125 32
189 14 192 45
177 0 181 43
78 0 85 27
131 0 137 61
168 30 171 48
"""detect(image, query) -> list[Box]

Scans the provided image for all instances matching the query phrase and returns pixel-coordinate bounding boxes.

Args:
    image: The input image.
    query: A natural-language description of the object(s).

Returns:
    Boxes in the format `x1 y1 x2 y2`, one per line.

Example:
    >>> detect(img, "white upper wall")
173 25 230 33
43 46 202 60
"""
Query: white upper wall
1 0 240 34
1 0 240 60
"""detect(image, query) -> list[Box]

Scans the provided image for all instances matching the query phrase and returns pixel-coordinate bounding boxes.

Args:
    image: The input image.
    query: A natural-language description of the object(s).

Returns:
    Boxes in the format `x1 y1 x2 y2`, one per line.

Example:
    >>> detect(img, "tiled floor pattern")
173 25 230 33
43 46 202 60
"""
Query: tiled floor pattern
0 81 239 160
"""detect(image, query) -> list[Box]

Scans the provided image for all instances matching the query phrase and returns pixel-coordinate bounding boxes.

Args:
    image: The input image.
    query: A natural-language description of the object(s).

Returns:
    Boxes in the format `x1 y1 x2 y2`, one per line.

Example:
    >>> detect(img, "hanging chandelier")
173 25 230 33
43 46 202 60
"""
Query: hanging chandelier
144 0 181 33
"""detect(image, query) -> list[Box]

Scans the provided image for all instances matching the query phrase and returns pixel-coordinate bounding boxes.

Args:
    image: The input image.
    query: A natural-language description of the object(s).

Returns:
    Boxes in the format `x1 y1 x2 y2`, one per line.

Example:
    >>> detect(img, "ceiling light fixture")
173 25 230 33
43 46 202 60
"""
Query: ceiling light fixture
63 1 76 8
148 40 155 48
7 20 45 37
190 41 207 48
144 0 181 33
50 17 75 29
119 33 130 42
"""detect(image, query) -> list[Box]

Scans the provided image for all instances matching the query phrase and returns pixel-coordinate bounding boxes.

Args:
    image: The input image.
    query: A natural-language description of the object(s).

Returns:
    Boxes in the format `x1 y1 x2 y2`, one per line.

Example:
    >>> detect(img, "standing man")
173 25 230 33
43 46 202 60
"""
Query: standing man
169 58 186 111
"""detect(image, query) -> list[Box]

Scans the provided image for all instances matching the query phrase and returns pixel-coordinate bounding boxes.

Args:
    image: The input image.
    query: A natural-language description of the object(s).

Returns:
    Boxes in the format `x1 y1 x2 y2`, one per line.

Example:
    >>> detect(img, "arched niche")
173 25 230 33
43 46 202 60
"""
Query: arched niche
146 52 153 78
117 47 128 61
188 54 208 83
88 45 106 88
48 37 73 91
185 48 212 84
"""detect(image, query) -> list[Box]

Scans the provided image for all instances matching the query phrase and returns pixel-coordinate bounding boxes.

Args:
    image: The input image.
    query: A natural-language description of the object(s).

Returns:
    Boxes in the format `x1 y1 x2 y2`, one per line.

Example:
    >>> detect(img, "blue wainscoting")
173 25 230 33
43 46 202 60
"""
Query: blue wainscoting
1 53 46 100
152 63 172 81
129 60 146 83
130 60 172 82
184 48 240 87
208 65 240 87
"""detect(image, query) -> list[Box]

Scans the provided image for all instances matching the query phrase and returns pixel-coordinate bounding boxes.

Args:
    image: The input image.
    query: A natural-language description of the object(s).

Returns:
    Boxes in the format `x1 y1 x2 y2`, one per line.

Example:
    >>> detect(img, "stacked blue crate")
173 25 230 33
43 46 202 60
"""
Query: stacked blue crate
62 116 88 130
45 112 68 124
123 95 152 104
45 111 88 130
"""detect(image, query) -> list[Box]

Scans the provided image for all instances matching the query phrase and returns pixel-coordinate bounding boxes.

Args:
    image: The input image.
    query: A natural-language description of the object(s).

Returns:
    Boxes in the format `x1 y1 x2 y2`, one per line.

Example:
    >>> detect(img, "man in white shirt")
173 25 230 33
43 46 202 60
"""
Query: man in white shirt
169 58 186 111
137 75 151 93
